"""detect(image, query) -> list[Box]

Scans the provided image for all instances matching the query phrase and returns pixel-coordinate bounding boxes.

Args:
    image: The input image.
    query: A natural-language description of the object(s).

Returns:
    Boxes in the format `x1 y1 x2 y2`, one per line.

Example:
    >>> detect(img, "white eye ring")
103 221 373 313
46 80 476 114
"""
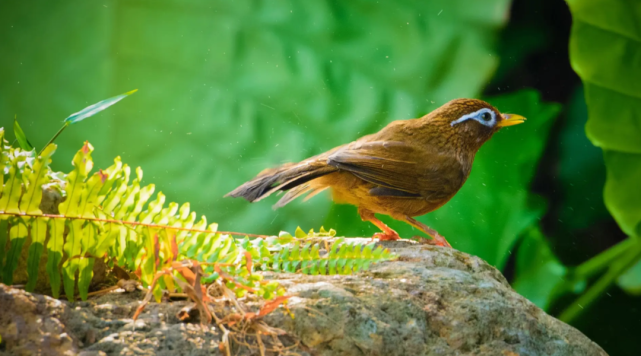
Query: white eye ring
450 108 496 128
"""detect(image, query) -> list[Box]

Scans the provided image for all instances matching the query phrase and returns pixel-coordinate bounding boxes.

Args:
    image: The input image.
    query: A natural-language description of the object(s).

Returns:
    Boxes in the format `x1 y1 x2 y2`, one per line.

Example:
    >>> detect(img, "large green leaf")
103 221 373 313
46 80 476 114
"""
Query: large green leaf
327 90 559 268
567 0 641 237
567 0 641 293
0 0 511 237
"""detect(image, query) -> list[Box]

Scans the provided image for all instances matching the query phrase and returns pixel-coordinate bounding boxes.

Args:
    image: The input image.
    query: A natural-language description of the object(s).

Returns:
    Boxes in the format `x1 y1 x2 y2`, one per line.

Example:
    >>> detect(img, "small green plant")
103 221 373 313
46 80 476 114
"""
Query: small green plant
1 90 395 304
0 129 395 302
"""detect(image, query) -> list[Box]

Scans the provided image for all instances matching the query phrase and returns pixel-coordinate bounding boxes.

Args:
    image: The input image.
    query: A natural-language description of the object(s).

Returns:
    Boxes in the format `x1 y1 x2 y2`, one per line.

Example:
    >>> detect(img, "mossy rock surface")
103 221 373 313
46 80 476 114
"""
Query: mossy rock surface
0 240 607 356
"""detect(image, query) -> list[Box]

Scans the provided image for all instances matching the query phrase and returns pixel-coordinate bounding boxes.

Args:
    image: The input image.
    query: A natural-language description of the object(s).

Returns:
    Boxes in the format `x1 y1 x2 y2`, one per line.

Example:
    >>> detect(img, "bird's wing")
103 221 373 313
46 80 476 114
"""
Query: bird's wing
327 141 461 198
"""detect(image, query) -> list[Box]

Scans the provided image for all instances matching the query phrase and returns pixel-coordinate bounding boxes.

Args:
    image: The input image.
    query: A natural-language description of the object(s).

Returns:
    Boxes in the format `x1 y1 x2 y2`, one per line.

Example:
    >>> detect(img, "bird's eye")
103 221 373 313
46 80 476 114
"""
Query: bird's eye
481 112 492 121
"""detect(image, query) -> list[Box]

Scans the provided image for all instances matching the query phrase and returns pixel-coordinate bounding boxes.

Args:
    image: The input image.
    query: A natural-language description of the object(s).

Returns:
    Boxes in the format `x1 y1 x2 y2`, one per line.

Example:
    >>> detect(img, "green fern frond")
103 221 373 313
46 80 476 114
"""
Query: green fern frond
0 129 396 302
270 238 395 275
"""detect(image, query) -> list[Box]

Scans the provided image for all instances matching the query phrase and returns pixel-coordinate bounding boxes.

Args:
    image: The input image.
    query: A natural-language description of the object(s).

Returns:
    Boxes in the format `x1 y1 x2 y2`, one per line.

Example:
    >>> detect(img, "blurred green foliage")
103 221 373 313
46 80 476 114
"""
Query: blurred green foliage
551 0 641 322
2 0 641 354
512 227 567 310
0 0 512 242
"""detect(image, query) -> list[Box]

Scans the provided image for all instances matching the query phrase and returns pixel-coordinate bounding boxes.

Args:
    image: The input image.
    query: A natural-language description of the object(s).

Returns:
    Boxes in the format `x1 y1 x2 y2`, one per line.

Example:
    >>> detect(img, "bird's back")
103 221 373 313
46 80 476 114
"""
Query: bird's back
308 116 471 216
228 110 475 215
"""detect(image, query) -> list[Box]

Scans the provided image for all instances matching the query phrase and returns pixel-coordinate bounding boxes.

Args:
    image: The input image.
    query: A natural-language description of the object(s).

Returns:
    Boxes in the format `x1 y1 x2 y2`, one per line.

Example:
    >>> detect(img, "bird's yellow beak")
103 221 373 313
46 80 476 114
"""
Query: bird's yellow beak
497 114 526 127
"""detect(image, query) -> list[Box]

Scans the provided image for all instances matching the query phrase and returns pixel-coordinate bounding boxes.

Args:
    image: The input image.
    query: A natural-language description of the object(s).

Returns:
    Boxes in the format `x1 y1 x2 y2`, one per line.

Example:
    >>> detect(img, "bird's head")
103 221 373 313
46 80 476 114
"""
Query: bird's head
431 98 525 150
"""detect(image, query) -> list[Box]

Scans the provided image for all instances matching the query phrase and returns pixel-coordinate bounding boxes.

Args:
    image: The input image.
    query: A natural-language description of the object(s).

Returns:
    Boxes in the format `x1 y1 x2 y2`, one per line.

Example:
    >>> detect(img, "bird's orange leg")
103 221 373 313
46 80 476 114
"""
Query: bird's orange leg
358 208 400 241
403 216 452 248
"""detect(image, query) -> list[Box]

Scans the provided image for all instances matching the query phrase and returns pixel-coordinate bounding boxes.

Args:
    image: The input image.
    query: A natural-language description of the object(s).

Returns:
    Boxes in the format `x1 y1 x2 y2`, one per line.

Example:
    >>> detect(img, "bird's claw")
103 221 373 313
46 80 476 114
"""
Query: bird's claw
373 231 401 241
412 234 452 248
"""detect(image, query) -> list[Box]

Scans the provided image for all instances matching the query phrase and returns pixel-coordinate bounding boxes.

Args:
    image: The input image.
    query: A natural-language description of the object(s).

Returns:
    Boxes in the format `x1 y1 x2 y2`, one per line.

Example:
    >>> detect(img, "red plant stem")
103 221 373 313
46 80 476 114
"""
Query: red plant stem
214 263 257 293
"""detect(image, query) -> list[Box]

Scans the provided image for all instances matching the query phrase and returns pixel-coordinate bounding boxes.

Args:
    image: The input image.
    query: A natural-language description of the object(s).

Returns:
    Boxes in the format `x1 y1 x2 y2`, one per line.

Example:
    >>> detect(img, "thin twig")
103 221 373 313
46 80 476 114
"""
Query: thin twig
38 123 68 156
211 308 232 356
86 285 120 297
256 333 266 356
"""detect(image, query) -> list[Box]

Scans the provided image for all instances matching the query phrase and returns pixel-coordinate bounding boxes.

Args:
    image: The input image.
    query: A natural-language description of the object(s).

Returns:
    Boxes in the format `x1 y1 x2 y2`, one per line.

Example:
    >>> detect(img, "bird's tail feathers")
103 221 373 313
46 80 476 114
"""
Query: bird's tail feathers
225 160 336 207
272 183 329 209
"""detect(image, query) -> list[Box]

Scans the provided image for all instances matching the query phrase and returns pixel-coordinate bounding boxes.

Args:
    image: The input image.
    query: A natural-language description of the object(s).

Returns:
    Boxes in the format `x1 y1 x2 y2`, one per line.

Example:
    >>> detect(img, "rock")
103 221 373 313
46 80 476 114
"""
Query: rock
264 241 607 356
0 283 77 356
0 240 608 356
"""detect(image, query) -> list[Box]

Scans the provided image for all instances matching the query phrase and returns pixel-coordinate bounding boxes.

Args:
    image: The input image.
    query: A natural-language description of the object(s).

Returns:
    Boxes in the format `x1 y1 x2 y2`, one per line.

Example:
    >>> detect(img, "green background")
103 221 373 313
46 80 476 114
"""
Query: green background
1 0 518 264
1 0 640 355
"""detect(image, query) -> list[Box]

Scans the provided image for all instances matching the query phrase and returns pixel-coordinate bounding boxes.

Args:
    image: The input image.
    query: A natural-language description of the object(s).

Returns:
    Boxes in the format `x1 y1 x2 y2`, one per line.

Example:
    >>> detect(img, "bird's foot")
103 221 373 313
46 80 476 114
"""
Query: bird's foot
413 234 452 248
373 231 401 241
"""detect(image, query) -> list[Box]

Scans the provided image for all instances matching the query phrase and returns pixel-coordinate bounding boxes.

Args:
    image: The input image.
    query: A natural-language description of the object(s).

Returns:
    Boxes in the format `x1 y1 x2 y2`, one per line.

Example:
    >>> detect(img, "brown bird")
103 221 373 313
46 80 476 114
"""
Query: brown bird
226 99 525 247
